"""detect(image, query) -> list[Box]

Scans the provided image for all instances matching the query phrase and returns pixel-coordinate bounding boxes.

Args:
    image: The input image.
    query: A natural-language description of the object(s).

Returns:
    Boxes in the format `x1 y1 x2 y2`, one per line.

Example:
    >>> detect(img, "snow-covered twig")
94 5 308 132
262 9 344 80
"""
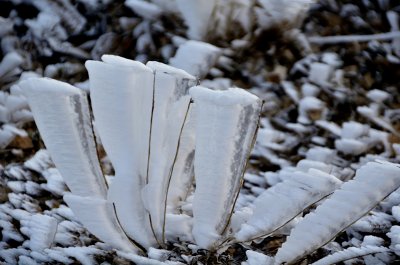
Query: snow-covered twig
308 31 400 44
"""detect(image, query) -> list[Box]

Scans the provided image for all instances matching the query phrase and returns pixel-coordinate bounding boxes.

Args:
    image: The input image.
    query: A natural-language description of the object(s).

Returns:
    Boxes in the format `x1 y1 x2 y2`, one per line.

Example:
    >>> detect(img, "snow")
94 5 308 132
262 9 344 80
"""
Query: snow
125 0 163 20
341 121 369 139
393 206 400 222
298 96 325 124
165 213 194 242
235 169 341 242
388 226 400 255
242 250 273 265
40 168 67 196
24 149 52 173
63 193 139 253
165 105 196 214
169 40 221 78
86 56 157 249
28 214 57 251
190 86 262 249
141 62 196 243
301 83 320 97
335 138 367 155
20 78 108 198
308 62 334 86
282 81 299 103
305 147 336 163
312 246 389 265
0 51 24 79
118 250 183 265
275 161 400 265
367 89 390 103
175 1 216 40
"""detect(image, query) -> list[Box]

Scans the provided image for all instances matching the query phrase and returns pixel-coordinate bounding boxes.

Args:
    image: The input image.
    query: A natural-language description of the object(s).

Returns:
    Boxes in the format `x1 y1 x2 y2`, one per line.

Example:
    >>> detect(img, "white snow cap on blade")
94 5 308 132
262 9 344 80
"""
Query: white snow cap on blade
175 0 216 40
85 55 157 249
125 0 163 20
190 86 260 106
19 77 108 198
190 86 262 249
274 161 400 265
169 40 221 78
0 51 24 79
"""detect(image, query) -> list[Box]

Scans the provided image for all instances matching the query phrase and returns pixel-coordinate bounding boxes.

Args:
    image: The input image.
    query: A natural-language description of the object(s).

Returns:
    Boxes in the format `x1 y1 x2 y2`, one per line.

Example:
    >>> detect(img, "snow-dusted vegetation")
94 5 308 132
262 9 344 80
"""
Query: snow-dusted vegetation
1 0 400 264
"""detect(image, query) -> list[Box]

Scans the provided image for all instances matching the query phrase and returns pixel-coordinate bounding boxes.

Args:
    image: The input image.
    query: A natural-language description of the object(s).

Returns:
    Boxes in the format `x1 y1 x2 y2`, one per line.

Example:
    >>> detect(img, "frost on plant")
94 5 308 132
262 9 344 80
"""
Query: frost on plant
19 54 400 265
20 55 262 253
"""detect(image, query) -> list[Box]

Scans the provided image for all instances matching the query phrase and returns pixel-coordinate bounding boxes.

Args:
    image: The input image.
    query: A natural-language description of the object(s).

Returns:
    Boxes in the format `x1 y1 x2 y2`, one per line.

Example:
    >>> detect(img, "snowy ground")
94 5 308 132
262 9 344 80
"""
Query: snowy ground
0 0 400 264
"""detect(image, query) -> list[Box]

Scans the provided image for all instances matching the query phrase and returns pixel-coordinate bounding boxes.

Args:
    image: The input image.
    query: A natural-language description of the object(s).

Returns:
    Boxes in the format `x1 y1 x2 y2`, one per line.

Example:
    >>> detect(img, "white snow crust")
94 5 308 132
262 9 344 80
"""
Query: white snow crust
190 86 262 249
86 56 157 249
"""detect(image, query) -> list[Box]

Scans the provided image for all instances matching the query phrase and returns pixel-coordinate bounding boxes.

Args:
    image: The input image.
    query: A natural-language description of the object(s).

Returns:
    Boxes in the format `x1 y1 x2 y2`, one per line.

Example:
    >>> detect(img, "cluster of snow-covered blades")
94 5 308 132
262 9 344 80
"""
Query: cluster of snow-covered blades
18 55 263 253
18 55 400 265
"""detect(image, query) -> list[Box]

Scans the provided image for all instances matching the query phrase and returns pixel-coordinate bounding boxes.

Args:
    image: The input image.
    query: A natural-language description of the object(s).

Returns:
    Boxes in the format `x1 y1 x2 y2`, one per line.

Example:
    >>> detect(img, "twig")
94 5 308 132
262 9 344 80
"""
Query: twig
308 31 400 44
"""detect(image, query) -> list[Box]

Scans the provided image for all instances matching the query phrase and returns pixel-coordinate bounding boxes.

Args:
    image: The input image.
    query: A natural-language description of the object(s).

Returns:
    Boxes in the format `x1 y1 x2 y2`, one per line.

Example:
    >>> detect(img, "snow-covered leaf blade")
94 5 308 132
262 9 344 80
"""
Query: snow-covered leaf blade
142 62 197 243
20 78 107 198
275 161 400 265
85 55 156 249
235 169 342 242
190 86 262 249
63 193 140 253
311 246 389 265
